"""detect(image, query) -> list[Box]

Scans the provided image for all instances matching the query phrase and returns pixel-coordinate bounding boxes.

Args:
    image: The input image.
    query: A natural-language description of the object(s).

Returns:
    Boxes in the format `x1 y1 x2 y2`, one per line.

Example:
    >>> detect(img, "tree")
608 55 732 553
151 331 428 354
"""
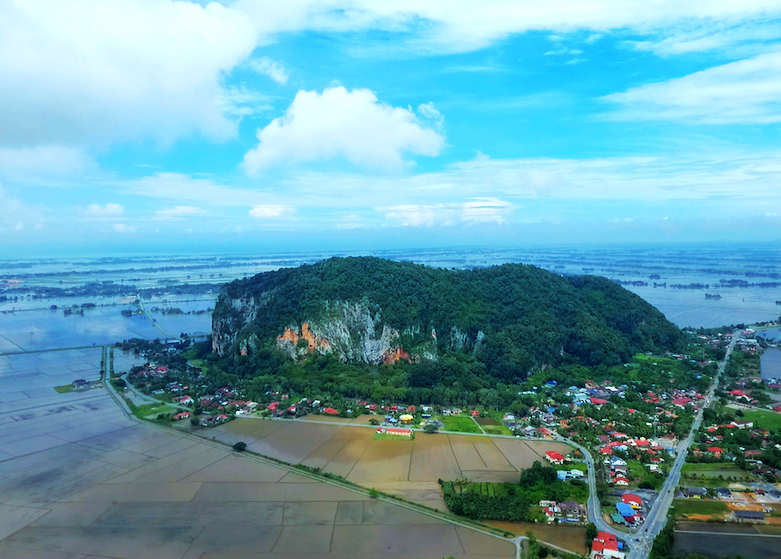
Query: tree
585 522 597 547
423 422 439 434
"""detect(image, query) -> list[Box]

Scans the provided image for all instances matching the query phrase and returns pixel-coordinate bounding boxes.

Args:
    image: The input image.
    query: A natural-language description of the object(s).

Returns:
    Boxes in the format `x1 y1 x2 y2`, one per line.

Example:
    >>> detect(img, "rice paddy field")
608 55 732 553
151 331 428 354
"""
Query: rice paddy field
0 348 516 559
210 418 574 510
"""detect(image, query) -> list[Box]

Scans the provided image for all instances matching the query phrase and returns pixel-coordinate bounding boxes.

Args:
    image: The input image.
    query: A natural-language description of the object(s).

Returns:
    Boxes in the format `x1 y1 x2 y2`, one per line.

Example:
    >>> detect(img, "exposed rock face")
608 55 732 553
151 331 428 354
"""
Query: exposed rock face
212 295 259 356
272 301 408 364
382 346 411 365
213 296 450 364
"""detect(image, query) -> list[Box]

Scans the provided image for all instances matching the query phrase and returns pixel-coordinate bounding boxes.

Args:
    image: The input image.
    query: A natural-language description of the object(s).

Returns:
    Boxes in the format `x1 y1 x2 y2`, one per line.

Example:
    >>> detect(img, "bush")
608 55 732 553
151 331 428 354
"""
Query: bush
423 422 439 433
232 441 247 452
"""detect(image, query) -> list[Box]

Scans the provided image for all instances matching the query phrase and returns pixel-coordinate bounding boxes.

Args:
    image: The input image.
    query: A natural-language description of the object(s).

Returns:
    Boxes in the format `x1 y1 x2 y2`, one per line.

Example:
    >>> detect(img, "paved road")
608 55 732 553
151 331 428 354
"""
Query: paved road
623 331 740 559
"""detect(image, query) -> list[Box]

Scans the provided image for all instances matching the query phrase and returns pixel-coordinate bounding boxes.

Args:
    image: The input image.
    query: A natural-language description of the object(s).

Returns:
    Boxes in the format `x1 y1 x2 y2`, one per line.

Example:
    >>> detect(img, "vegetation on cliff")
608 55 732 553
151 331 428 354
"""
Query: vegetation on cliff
215 256 680 366
203 258 684 404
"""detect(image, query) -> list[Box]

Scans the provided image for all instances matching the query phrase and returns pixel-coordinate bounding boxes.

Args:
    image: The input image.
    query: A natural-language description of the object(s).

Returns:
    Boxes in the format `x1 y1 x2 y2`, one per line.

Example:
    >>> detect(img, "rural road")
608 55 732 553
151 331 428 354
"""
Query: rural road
622 330 740 559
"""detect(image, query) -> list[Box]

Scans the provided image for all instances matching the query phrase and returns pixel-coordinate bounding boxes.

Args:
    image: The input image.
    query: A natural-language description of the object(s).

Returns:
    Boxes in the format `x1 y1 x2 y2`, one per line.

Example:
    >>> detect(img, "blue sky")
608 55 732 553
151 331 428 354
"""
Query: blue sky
2 1 781 255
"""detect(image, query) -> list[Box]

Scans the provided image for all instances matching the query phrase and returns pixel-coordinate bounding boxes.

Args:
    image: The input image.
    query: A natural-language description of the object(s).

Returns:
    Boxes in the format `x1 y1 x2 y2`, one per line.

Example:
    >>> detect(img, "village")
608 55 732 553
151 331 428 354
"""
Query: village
111 327 781 557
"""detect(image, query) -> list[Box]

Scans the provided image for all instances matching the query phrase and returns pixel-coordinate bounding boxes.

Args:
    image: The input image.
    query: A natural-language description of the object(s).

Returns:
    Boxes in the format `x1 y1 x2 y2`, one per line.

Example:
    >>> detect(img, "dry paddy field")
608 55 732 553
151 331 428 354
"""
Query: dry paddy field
211 418 573 510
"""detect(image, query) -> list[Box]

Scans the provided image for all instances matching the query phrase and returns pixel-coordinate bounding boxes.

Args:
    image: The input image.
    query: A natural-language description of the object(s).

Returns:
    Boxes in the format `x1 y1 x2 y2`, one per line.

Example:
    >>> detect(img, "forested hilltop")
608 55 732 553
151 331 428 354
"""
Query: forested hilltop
210 257 682 393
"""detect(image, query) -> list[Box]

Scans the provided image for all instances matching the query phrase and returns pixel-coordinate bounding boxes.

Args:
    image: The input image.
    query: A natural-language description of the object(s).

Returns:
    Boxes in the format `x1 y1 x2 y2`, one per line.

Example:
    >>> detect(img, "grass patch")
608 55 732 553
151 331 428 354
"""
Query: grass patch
129 402 177 421
672 499 728 517
53 384 74 393
681 462 757 486
627 459 663 490
682 462 743 474
482 424 512 435
743 409 781 431
438 415 482 433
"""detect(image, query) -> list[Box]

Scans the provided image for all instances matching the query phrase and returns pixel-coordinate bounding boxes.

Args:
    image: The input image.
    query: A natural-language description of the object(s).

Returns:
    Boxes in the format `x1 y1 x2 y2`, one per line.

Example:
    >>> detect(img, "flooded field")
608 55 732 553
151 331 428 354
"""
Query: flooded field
760 348 781 382
0 350 515 559
3 245 781 333
674 522 781 559
211 418 573 510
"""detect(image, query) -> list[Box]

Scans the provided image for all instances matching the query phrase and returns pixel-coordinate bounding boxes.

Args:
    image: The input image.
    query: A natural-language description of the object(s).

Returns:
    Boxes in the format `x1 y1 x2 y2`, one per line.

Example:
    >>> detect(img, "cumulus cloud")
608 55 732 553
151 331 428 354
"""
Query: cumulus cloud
603 50 781 124
0 0 256 148
242 86 445 175
85 203 124 218
247 56 289 84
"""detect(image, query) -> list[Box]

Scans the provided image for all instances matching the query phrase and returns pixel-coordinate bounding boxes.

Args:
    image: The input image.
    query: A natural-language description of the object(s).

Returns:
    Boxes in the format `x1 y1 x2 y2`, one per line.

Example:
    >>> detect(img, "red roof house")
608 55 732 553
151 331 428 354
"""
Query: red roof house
545 451 565 465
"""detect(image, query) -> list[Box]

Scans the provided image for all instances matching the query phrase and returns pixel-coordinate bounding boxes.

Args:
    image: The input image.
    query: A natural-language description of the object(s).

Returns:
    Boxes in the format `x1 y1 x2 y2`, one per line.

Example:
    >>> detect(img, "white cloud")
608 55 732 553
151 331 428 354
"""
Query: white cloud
242 86 444 175
247 56 289 84
219 86 275 118
383 198 512 227
85 203 124 218
155 205 206 219
603 50 781 124
0 145 91 181
112 223 136 234
630 21 781 56
544 47 583 56
461 197 512 223
417 102 445 130
235 1 781 54
0 0 257 148
249 204 292 218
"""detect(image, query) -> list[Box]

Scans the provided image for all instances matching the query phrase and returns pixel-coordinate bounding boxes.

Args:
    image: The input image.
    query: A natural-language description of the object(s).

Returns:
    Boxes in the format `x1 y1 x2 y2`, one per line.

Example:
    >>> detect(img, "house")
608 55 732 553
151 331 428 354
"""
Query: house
556 469 584 481
322 407 339 415
545 451 565 465
621 494 643 509
559 501 586 522
716 488 732 500
590 397 608 406
616 502 635 518
607 456 627 471
734 510 765 523
613 476 629 486
590 532 625 559
376 427 412 438
173 411 190 420
680 487 708 499
539 500 560 523
173 395 193 405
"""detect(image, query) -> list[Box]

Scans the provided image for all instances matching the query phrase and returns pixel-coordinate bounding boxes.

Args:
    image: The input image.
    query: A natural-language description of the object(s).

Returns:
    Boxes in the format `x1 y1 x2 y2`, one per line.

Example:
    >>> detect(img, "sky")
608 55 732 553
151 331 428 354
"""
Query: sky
2 0 781 256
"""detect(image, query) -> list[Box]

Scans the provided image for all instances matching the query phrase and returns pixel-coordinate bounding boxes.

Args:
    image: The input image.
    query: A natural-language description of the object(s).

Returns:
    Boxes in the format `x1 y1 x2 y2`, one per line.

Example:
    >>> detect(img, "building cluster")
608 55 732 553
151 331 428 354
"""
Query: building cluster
590 531 626 559
539 499 586 523
611 493 644 527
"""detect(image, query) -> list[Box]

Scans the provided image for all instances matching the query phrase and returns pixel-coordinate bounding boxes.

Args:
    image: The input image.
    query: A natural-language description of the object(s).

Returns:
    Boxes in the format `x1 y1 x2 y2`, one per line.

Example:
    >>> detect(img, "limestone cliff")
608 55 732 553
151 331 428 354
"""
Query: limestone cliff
210 256 683 373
